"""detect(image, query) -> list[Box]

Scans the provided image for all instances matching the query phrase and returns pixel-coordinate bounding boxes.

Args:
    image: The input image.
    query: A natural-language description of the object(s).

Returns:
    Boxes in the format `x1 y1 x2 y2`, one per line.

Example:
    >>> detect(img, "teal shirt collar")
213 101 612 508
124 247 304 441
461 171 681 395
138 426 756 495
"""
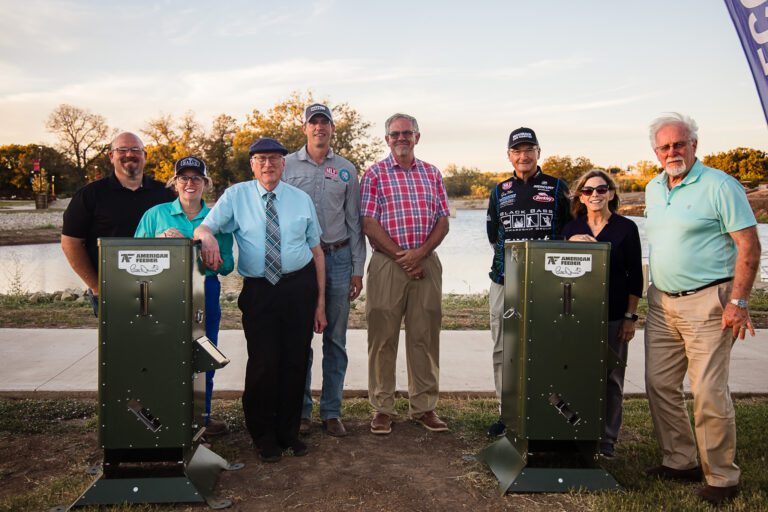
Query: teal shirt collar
169 197 210 221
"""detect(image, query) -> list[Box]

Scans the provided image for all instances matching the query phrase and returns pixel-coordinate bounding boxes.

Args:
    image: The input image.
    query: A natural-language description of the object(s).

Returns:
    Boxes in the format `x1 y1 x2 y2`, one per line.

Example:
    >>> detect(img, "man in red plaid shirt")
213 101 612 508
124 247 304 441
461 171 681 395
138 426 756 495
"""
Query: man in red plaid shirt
360 113 451 435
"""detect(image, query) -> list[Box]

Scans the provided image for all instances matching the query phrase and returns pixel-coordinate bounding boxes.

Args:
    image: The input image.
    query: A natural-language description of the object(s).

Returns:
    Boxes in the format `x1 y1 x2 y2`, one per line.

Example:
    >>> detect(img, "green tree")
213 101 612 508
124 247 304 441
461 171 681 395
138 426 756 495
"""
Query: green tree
232 91 383 180
541 155 595 186
46 104 114 187
703 147 768 182
202 114 238 197
0 144 74 196
141 112 205 183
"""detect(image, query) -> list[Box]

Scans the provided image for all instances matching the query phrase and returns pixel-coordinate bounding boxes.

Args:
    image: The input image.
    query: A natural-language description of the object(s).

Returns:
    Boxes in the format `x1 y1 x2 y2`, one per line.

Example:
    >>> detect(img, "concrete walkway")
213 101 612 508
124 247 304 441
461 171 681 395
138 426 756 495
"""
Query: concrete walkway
0 328 766 397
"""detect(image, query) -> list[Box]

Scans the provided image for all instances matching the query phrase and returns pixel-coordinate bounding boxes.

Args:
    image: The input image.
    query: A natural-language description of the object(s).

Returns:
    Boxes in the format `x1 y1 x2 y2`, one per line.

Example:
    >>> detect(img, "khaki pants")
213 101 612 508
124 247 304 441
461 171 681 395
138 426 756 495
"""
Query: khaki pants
366 251 442 416
645 282 739 487
489 281 504 400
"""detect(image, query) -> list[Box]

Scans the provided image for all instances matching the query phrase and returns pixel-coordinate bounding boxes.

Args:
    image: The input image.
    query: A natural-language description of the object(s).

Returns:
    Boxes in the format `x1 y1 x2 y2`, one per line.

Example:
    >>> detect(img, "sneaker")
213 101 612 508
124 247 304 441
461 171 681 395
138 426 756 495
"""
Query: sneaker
696 484 739 505
322 418 348 437
599 443 615 458
486 418 506 438
411 410 448 432
370 412 392 435
283 439 308 457
204 418 228 437
299 418 312 436
644 465 703 482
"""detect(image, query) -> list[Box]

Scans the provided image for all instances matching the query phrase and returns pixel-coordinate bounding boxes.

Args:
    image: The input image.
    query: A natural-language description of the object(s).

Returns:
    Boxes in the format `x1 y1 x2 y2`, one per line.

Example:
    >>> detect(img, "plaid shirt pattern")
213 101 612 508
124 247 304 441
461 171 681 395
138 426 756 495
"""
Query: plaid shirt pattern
361 154 450 250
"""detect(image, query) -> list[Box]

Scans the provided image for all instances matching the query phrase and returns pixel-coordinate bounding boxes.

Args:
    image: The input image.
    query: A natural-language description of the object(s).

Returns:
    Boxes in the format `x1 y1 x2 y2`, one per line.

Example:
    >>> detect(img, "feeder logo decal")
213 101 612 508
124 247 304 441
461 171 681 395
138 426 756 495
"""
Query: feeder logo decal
544 253 592 278
118 251 171 276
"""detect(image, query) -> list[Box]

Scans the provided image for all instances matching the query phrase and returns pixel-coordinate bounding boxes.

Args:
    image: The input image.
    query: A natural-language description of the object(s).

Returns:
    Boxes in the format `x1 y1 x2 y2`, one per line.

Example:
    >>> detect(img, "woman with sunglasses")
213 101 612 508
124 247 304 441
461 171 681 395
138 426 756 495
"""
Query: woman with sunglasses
135 156 235 437
563 169 643 459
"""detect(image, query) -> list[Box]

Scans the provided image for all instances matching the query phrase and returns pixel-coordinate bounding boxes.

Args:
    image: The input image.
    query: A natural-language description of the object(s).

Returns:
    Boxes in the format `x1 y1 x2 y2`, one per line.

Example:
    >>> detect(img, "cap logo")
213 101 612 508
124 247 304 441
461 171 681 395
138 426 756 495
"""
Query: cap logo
178 157 201 168
310 105 326 112
512 132 533 142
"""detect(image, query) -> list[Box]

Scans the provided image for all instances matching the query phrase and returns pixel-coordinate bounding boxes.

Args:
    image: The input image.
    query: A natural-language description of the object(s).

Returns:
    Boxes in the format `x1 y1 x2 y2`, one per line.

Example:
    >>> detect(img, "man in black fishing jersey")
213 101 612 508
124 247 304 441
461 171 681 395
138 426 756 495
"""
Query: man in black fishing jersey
485 127 571 437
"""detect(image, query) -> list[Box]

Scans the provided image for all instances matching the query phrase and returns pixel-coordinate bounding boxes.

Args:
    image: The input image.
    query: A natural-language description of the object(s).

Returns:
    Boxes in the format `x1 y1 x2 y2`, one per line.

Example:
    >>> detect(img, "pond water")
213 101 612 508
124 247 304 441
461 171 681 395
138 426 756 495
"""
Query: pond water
2 210 768 294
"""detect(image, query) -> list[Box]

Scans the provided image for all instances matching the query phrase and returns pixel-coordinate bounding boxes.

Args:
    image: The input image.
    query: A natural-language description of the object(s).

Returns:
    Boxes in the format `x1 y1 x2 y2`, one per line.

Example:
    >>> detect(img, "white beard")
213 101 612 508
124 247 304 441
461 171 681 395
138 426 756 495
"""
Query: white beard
664 159 688 177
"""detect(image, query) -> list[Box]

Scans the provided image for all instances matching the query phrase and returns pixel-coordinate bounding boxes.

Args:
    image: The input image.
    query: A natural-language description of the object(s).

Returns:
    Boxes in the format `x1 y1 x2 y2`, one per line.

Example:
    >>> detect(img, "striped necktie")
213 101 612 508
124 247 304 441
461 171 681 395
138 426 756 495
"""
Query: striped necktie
264 192 281 285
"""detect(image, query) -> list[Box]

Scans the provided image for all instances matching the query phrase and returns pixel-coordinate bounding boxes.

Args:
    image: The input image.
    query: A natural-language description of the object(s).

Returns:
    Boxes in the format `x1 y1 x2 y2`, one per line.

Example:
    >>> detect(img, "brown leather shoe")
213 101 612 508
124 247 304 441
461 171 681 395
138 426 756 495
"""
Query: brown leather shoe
322 418 348 437
205 418 228 437
696 484 739 505
412 410 448 432
370 412 392 435
299 418 312 436
644 464 703 482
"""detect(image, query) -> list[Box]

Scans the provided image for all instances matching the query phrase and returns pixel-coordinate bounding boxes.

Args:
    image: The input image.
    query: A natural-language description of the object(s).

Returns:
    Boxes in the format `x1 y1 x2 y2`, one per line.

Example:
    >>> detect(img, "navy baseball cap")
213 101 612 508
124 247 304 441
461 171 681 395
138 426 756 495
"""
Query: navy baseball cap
174 156 207 175
303 103 333 124
248 138 288 156
508 127 539 148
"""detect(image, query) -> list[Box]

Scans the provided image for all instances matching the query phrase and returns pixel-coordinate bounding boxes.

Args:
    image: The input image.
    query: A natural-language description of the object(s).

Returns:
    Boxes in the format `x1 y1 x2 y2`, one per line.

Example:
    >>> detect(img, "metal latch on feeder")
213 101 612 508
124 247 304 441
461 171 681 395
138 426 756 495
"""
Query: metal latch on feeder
192 336 230 373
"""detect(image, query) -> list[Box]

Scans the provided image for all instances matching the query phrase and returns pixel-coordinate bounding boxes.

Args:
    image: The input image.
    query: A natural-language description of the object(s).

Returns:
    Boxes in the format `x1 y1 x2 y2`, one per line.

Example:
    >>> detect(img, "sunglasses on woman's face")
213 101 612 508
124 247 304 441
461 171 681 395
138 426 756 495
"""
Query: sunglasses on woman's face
580 185 610 196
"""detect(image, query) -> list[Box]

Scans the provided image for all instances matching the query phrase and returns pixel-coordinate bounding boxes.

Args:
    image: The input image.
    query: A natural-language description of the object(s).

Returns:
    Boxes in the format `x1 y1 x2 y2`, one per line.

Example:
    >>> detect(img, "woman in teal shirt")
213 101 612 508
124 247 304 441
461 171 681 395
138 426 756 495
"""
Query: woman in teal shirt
135 156 234 436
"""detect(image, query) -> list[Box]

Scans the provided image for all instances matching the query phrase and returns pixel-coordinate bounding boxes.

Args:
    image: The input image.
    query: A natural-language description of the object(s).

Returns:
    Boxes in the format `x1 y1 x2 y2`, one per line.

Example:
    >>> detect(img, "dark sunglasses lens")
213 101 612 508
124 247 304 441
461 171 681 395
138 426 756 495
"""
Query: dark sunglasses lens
581 186 609 196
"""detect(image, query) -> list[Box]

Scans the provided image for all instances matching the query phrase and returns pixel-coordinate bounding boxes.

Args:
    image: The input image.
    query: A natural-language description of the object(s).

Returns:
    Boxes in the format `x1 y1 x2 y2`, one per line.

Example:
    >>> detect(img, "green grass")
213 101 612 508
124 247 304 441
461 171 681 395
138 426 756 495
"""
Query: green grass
0 200 33 208
2 397 765 511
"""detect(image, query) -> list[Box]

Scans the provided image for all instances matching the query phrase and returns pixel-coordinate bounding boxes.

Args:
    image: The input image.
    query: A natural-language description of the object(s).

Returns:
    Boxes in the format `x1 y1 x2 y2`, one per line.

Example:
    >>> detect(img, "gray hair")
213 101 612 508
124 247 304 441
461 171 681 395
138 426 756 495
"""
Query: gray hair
648 112 699 148
384 113 419 135
110 132 145 150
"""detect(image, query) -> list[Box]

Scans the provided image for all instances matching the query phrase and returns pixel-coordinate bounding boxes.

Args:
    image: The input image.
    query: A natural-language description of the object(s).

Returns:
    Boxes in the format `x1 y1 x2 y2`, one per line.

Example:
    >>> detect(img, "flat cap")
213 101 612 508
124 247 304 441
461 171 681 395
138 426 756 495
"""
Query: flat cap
248 137 288 156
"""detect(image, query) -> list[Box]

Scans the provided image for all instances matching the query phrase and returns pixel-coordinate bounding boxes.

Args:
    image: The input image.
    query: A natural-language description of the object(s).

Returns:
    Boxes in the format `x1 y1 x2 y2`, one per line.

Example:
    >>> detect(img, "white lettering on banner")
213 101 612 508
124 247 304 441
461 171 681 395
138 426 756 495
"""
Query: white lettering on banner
544 253 593 278
118 250 171 276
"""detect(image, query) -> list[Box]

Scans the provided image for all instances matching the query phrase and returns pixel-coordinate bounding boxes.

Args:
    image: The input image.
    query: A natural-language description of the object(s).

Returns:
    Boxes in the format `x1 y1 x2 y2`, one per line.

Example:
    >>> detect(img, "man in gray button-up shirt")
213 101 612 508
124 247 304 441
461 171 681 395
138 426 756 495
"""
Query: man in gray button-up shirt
283 103 365 438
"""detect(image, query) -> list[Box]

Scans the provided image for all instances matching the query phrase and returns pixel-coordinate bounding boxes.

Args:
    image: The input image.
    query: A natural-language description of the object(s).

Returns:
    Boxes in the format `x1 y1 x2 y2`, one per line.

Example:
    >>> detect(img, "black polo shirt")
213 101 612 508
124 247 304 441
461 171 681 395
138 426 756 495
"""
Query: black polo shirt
62 173 176 269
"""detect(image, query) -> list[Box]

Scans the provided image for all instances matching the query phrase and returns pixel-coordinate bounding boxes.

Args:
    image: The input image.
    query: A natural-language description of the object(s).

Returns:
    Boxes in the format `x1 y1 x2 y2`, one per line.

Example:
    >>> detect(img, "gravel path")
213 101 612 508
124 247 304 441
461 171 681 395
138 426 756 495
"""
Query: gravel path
0 199 68 231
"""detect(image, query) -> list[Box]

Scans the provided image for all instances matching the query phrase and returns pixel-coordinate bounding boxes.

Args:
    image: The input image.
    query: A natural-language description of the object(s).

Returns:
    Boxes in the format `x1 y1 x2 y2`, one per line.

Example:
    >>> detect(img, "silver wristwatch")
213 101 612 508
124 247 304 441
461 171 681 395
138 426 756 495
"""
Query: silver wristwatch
729 298 748 309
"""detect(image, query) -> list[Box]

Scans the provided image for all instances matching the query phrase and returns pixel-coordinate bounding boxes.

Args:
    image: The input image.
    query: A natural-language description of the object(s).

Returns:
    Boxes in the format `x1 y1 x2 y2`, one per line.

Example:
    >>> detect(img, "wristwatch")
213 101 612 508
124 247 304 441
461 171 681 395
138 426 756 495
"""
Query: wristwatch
730 298 748 309
624 312 639 322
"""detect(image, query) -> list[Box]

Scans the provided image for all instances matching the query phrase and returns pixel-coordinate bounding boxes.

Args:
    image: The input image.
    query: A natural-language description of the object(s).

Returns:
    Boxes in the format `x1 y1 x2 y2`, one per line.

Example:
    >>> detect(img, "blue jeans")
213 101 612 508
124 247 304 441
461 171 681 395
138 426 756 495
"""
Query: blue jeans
302 244 352 420
204 275 222 424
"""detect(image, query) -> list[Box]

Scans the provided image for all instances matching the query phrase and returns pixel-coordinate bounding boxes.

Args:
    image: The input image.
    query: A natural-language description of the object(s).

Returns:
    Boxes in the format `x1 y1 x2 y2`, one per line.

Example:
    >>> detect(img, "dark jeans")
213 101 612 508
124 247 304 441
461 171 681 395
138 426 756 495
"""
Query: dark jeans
604 319 628 449
204 275 221 424
86 289 98 317
239 262 317 449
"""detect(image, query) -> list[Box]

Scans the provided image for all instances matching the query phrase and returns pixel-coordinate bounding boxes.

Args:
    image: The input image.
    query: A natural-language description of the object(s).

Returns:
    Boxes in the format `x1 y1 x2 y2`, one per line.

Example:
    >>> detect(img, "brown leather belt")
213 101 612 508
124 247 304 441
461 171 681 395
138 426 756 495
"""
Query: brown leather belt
321 239 349 254
662 277 733 298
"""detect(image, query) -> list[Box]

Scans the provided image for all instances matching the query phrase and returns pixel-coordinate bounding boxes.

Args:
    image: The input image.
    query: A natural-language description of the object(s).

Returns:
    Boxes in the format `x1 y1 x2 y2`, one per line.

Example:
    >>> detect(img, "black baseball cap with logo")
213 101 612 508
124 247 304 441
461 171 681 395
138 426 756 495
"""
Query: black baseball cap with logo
303 103 334 124
508 127 539 148
174 156 207 176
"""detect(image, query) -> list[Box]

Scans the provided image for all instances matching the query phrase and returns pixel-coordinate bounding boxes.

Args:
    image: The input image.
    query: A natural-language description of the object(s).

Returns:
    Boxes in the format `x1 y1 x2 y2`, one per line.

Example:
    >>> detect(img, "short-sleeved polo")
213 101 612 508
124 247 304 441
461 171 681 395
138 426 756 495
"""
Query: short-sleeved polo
645 160 756 293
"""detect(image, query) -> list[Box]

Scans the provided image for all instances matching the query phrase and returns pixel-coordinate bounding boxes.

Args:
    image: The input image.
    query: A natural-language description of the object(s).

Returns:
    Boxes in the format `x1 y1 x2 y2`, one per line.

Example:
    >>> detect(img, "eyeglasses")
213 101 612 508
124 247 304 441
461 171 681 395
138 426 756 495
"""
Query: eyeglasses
654 140 689 153
509 147 538 157
308 117 331 126
251 155 283 165
177 175 204 184
387 130 415 139
112 147 144 154
580 185 610 196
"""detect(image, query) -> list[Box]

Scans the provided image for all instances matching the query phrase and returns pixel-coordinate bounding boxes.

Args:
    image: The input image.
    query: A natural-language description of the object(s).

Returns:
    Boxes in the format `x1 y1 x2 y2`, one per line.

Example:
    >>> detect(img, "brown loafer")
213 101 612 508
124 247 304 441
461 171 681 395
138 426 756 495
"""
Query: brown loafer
370 412 392 435
644 464 703 482
204 418 229 437
696 484 738 505
299 418 312 436
412 410 448 432
322 418 348 437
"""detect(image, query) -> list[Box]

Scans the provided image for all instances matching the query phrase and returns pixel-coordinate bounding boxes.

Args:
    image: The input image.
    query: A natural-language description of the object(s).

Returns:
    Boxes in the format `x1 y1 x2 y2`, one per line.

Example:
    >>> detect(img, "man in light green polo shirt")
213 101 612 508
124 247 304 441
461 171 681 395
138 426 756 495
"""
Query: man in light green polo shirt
643 112 761 506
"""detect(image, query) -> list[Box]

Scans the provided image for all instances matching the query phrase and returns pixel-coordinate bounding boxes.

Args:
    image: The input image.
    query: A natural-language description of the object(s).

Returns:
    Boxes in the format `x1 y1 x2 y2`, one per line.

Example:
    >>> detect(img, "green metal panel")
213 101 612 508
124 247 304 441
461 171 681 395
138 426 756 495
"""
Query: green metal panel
97 238 207 451
478 240 619 494
502 240 610 442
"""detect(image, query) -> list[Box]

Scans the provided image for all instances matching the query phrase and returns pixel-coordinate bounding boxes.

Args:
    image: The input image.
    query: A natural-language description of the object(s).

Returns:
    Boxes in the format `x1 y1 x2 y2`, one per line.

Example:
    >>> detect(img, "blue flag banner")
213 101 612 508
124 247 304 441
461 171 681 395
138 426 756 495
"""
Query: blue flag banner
725 0 768 125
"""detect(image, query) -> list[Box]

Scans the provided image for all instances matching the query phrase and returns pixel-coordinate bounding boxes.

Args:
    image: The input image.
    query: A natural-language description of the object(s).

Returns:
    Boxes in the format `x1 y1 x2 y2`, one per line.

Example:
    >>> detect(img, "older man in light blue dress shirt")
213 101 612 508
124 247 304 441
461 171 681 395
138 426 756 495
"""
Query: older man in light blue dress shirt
194 138 326 464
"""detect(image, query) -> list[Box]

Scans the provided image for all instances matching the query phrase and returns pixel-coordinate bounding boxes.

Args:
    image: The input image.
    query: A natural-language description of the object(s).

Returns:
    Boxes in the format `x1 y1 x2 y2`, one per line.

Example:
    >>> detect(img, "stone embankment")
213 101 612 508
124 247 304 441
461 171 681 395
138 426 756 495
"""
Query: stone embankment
20 288 242 304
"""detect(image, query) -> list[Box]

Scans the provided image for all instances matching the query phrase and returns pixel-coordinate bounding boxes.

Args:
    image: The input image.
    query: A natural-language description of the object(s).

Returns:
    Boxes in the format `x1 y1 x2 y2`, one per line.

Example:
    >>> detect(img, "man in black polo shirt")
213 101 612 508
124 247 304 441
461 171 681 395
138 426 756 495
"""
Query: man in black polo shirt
61 132 175 314
485 127 572 437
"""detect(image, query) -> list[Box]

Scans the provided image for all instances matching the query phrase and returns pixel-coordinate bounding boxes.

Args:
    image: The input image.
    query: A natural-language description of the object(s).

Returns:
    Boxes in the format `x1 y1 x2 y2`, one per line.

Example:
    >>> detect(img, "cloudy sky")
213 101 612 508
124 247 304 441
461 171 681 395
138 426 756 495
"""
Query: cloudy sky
0 0 766 171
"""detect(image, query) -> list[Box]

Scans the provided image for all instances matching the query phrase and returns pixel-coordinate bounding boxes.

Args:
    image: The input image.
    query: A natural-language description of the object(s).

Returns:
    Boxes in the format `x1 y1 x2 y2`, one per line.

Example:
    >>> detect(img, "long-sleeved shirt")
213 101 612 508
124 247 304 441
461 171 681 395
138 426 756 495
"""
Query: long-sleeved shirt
283 145 365 276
